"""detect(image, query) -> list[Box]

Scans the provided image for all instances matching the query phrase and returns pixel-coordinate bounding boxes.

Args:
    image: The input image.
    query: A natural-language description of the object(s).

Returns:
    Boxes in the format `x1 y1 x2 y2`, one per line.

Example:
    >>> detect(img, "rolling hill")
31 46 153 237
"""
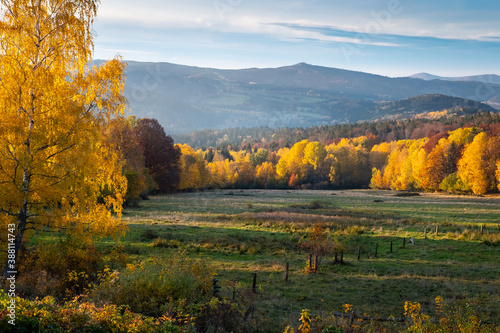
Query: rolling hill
120 61 500 134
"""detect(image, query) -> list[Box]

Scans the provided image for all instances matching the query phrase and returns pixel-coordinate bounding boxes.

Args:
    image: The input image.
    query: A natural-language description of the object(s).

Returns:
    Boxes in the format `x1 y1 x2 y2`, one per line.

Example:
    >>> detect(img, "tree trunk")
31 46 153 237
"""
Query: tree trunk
3 198 28 278
3 167 30 278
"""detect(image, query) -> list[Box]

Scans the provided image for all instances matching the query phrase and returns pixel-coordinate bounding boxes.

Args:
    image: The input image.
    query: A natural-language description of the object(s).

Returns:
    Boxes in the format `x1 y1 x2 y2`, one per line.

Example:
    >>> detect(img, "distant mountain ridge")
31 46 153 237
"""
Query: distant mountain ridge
118 61 500 134
372 94 496 121
409 72 500 85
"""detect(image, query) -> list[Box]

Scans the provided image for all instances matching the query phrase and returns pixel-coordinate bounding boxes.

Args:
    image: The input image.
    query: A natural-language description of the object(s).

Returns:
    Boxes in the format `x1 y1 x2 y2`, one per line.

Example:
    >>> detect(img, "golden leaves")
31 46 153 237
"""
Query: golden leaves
0 0 127 252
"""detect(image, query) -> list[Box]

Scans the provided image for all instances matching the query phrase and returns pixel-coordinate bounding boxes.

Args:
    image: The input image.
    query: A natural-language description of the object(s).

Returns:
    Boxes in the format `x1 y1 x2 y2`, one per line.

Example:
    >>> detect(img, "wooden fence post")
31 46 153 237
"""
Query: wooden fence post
375 243 378 258
424 227 427 239
390 241 393 253
403 237 406 248
357 246 361 261
285 262 289 282
252 273 257 293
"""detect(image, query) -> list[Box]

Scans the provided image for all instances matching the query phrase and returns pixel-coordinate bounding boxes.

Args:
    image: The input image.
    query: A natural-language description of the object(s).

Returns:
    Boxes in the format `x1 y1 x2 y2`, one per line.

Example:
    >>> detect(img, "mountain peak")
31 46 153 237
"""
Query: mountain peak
409 73 442 80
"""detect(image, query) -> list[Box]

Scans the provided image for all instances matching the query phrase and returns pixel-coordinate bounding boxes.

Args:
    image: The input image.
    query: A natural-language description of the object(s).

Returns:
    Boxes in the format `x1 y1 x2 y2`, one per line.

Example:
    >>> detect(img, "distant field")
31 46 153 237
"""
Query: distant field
110 189 500 331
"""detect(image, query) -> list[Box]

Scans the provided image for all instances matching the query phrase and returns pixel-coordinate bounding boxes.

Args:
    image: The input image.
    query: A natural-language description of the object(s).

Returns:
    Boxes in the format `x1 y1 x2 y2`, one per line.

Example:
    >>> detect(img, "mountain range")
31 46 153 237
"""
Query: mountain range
120 61 500 134
409 73 500 85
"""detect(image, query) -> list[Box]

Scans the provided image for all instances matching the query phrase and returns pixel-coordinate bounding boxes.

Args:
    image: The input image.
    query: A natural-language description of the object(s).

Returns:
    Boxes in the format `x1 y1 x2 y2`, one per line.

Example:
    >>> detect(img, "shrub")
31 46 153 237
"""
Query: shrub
89 253 215 318
194 297 250 333
141 229 160 241
0 290 176 332
16 237 105 300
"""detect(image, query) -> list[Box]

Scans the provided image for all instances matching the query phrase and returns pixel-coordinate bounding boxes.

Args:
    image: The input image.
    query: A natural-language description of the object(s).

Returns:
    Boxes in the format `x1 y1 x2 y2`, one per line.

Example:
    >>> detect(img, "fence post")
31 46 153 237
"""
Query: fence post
212 278 221 298
252 273 257 293
436 225 439 236
403 237 406 248
357 246 361 261
375 243 378 258
285 262 289 282
390 241 393 253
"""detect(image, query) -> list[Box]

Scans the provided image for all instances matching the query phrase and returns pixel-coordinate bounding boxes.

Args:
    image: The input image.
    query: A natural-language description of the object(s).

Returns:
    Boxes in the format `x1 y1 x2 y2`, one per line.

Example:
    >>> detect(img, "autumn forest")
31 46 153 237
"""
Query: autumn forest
116 112 500 198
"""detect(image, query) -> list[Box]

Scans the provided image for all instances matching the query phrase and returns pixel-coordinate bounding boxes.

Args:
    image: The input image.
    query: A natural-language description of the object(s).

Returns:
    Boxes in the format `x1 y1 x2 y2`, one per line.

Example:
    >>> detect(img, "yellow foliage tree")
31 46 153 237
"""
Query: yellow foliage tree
394 139 427 190
276 141 311 186
276 148 291 180
368 167 382 189
303 142 327 170
0 0 127 277
370 141 394 170
255 161 276 188
421 139 461 191
177 144 209 190
231 150 255 187
207 159 237 188
458 132 489 195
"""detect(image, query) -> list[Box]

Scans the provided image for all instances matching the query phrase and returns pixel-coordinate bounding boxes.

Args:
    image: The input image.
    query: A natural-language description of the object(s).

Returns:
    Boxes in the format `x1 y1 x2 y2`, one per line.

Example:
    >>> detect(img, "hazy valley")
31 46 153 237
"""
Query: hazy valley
121 61 500 134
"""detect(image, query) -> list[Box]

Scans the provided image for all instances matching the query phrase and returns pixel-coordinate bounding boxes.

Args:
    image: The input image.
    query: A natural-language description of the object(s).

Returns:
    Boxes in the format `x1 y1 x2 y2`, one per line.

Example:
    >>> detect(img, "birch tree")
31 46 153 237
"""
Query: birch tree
0 0 127 277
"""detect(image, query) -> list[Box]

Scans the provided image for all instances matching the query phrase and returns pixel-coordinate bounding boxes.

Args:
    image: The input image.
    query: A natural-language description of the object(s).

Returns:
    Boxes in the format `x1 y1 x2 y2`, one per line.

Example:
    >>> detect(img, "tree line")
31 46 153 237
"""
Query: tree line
114 115 500 197
175 111 500 151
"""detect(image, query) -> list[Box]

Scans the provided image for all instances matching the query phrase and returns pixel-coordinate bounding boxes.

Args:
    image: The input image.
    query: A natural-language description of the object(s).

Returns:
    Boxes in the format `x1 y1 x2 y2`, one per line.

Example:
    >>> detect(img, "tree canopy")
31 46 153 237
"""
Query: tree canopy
0 0 127 277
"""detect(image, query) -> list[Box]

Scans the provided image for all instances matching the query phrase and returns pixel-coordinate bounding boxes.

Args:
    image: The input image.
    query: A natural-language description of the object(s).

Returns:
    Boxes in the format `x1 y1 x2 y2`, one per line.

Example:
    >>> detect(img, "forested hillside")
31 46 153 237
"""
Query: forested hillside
176 111 500 150
122 61 500 134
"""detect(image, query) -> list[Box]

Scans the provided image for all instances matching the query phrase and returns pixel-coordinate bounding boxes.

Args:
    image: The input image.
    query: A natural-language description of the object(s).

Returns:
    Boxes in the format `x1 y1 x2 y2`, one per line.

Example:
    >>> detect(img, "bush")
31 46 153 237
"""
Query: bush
195 297 250 333
89 253 215 318
16 237 105 300
0 290 175 332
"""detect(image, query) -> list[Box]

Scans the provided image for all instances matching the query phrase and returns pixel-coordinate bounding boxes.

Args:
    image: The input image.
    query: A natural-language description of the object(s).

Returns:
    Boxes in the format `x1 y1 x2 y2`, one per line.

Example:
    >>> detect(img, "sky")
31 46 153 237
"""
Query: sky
93 0 500 77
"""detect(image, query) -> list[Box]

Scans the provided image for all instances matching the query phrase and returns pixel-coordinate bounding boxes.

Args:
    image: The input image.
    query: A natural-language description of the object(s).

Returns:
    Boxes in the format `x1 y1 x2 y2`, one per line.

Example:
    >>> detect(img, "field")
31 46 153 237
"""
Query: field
106 189 500 331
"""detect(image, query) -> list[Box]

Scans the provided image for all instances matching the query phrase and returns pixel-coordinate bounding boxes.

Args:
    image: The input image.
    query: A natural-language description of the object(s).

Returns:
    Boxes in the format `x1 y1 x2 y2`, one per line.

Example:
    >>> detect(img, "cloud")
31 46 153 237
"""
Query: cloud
269 22 500 49
96 0 500 48
92 0 500 76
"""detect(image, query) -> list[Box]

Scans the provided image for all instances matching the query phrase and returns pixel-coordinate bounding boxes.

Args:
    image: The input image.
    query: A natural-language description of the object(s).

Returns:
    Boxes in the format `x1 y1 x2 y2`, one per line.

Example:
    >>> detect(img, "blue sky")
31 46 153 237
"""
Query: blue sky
93 0 500 77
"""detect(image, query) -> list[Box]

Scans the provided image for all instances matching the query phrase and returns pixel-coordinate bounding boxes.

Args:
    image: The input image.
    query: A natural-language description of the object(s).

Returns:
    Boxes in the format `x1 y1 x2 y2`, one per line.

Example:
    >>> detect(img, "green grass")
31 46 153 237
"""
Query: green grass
105 190 500 330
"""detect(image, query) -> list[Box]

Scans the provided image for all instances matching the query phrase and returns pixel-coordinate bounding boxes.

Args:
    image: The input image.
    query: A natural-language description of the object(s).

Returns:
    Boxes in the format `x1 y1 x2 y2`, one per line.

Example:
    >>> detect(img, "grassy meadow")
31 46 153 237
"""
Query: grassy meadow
101 189 499 331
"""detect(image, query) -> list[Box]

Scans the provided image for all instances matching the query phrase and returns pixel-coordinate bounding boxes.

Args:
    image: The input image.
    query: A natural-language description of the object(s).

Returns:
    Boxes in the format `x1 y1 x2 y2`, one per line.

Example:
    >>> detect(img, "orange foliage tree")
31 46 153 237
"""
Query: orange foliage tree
105 117 150 204
300 224 338 273
135 118 181 193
